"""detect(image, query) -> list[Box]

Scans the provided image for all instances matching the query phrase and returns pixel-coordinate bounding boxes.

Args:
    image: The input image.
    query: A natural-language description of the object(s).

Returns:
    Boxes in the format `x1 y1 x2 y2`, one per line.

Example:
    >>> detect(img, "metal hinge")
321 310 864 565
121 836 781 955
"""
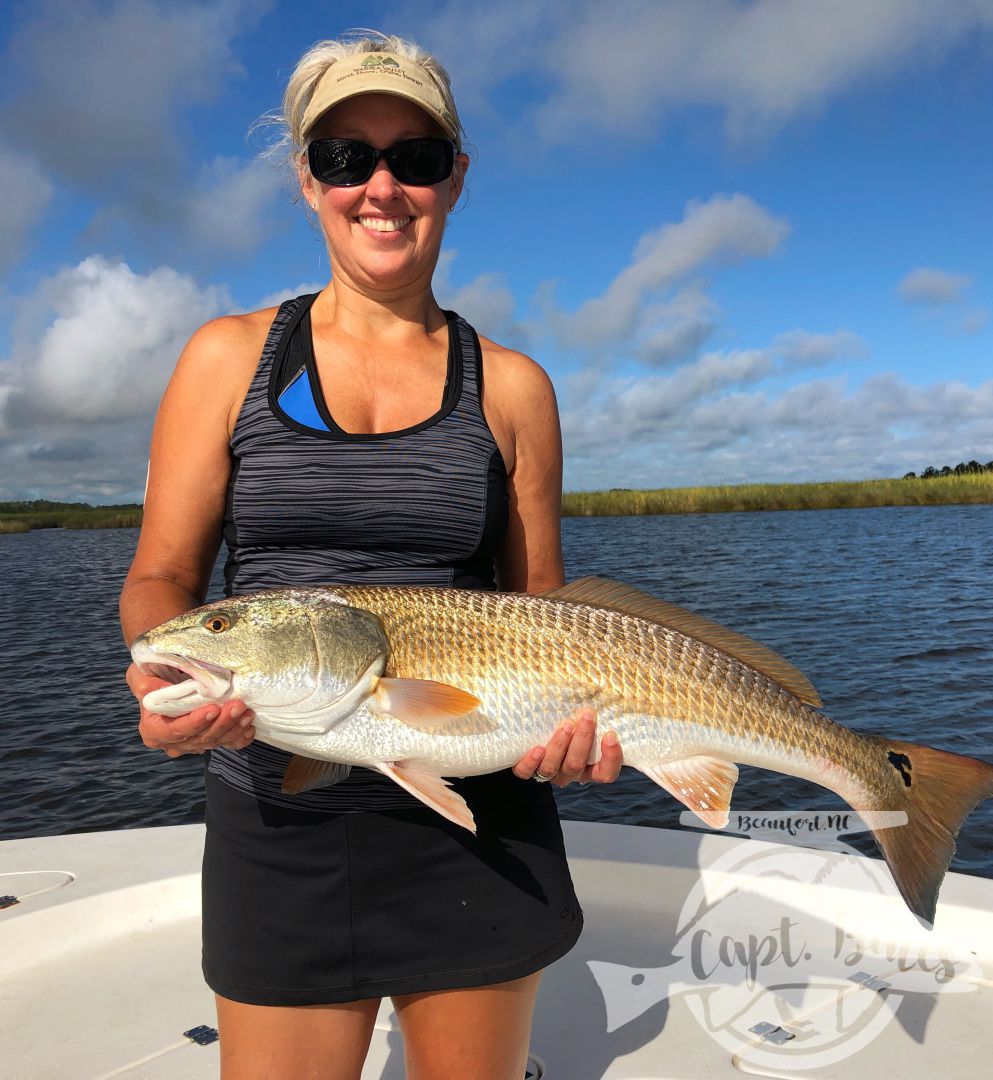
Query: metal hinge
750 1021 796 1045
850 970 892 992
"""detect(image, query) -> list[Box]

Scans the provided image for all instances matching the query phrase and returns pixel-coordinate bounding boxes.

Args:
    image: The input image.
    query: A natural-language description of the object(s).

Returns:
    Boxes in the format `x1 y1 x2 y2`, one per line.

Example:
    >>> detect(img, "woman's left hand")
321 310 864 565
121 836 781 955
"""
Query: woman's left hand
512 708 622 787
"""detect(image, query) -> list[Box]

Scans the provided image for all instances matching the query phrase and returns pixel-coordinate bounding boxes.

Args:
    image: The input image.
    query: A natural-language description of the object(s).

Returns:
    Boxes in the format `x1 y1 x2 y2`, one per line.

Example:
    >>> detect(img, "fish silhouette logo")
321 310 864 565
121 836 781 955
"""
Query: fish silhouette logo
588 824 982 1071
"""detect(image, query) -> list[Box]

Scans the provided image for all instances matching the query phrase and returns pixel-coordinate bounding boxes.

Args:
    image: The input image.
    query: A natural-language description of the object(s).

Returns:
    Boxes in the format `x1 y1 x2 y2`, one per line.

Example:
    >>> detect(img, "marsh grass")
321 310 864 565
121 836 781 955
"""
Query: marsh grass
562 473 993 517
0 503 142 533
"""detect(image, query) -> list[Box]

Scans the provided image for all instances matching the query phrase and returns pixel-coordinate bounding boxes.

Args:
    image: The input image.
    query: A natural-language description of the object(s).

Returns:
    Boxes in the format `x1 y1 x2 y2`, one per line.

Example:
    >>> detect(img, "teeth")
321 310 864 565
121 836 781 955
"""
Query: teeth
358 216 411 232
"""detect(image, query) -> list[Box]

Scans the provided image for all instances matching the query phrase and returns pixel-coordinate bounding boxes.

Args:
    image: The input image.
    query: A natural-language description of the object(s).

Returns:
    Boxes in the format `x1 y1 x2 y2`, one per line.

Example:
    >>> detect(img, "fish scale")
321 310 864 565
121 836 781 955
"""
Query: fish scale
343 585 831 778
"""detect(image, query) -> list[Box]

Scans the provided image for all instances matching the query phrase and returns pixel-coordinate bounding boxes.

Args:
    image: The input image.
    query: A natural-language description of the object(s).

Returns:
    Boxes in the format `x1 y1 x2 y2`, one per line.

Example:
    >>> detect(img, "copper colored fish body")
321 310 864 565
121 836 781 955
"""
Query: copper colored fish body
132 578 993 927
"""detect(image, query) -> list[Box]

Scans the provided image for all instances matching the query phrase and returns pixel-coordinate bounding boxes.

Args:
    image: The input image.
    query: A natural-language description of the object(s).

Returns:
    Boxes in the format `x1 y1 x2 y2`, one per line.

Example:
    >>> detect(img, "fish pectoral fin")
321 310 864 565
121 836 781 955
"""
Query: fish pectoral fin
374 762 477 834
370 678 495 736
281 755 352 795
640 756 739 830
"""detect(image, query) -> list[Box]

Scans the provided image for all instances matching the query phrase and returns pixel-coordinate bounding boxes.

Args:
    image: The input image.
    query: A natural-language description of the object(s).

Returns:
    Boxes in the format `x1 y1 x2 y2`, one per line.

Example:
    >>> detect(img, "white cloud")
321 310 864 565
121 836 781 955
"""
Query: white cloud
959 308 989 334
560 359 993 491
2 0 271 186
0 142 53 273
0 0 279 263
408 0 993 145
183 155 288 256
772 329 867 369
3 257 231 428
434 249 527 346
898 267 972 305
635 284 722 368
548 194 788 355
255 282 327 310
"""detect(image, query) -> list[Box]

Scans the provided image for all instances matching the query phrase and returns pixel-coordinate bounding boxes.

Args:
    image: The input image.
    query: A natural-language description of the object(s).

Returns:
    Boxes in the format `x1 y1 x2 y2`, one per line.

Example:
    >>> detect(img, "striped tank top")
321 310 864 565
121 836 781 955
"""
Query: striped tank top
209 293 509 811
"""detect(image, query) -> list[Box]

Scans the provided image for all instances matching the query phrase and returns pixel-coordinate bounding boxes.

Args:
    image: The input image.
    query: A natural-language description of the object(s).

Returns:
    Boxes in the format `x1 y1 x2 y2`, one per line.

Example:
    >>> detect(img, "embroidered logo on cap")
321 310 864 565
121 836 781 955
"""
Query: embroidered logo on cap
359 55 401 69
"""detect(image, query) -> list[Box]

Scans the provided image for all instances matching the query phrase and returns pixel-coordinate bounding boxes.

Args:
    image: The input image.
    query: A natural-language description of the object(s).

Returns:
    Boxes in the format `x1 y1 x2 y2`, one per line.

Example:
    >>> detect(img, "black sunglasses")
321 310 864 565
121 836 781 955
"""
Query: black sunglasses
307 137 455 187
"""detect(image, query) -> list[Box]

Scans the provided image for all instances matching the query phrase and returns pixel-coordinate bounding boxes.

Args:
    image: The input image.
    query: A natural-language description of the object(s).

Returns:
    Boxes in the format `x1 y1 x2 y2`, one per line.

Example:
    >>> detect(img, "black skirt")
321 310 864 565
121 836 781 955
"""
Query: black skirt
201 765 584 1005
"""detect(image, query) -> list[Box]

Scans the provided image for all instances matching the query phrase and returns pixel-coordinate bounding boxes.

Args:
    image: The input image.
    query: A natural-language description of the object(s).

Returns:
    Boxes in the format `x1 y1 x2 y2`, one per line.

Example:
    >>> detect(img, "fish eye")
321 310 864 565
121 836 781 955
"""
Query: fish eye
202 612 234 633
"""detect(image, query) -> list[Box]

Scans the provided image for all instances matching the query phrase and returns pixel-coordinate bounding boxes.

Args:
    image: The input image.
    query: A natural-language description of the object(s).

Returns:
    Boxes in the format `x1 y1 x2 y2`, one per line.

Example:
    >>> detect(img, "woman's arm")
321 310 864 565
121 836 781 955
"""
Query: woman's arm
481 343 623 787
121 314 265 757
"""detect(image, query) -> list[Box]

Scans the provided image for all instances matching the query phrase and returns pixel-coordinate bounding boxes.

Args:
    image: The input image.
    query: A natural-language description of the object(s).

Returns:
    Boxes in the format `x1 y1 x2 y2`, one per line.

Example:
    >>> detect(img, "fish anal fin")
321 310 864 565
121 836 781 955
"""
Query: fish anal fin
640 756 739 830
375 762 477 834
542 576 822 708
282 755 352 795
371 677 495 736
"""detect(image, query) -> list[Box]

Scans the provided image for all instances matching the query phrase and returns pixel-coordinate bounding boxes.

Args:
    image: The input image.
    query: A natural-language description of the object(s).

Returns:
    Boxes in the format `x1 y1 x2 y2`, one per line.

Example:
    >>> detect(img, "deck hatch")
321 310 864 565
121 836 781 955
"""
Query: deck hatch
849 970 892 992
183 1025 219 1046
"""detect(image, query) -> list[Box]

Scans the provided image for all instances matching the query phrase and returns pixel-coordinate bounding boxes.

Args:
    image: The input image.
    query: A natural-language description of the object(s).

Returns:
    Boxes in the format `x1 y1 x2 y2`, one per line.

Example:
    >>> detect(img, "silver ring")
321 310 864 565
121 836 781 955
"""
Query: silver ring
532 770 553 783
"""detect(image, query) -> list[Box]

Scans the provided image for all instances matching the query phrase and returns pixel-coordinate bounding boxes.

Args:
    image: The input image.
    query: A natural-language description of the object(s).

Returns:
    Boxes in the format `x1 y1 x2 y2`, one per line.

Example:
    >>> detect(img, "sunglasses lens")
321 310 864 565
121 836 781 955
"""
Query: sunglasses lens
310 140 375 186
308 138 455 187
389 139 454 185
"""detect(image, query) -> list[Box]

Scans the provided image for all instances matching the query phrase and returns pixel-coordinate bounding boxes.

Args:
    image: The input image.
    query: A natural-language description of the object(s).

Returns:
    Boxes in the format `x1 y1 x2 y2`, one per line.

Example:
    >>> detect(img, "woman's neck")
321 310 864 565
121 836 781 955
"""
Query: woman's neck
315 273 447 343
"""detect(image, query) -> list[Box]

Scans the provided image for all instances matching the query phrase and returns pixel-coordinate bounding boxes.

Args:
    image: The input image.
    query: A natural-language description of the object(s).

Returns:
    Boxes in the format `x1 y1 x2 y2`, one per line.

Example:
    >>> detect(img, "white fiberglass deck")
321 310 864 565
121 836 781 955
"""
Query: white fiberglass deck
2 820 992 1079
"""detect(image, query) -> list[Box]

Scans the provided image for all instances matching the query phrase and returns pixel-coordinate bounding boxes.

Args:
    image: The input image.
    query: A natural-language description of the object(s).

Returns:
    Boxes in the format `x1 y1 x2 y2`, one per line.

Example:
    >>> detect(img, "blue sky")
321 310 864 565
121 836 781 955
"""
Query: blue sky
1 0 991 502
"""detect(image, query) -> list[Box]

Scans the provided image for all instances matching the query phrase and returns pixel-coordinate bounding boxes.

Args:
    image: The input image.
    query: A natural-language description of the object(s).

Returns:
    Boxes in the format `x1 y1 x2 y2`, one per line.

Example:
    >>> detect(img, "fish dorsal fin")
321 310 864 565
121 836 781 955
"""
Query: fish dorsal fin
541 576 822 708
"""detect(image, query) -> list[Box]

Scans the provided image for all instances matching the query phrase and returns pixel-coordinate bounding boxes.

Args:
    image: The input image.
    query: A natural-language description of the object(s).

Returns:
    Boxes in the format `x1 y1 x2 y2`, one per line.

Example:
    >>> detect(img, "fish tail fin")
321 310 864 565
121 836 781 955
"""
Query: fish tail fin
863 736 993 928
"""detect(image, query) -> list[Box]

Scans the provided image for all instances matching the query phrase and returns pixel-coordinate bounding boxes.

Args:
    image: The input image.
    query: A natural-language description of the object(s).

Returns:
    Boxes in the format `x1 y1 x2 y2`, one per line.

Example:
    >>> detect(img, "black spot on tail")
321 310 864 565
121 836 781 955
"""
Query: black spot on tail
888 750 913 787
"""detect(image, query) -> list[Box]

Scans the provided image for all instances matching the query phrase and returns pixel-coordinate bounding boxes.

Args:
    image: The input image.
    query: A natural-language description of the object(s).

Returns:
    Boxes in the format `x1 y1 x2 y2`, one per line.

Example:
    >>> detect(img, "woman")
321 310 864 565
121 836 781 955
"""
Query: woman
121 33 622 1080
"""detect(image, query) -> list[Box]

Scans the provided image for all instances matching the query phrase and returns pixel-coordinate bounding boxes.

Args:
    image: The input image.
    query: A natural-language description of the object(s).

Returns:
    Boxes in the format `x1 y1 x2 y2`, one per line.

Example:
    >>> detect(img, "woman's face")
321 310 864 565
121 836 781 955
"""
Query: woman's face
301 93 467 297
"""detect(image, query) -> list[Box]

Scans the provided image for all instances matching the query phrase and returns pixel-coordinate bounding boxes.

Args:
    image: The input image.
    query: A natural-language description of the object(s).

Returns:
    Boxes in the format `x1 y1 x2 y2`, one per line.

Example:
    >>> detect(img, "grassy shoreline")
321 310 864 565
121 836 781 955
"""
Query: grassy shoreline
0 505 143 534
3 474 993 533
562 474 993 516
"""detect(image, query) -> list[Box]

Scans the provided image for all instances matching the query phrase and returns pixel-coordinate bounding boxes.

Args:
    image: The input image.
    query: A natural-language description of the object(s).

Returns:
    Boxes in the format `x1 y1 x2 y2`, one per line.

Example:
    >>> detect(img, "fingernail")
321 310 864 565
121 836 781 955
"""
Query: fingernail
531 747 545 762
239 712 254 727
229 704 245 720
561 720 576 735
604 728 619 747
204 709 219 722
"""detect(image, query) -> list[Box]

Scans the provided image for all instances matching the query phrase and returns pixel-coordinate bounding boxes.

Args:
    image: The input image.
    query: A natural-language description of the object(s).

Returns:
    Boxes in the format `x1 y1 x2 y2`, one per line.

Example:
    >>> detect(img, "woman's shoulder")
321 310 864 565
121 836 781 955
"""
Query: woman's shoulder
179 306 282 373
476 333 555 400
164 306 284 429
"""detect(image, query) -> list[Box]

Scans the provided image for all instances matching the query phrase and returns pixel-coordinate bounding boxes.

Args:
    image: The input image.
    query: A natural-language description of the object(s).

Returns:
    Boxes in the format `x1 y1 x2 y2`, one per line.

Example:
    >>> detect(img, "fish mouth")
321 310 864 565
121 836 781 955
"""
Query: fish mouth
132 642 233 702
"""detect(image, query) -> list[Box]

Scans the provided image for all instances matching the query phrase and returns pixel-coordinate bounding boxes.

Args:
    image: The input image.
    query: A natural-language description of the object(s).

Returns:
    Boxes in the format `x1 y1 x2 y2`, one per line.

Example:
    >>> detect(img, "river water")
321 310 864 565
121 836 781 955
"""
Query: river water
2 506 991 876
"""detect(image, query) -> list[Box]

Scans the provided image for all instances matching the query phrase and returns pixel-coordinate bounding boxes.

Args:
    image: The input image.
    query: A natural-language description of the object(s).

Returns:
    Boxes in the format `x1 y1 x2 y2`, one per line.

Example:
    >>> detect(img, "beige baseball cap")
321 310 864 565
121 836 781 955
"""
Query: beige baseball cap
301 53 459 141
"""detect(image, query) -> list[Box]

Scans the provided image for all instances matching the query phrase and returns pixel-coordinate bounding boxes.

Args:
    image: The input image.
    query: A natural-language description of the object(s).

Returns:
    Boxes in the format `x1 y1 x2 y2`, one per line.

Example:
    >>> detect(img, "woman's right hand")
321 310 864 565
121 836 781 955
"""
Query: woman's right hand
126 662 255 758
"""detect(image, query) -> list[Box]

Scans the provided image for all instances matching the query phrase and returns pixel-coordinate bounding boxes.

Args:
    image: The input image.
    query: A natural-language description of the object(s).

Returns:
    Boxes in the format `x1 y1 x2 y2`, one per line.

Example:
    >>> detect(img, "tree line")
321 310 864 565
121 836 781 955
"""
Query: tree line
903 460 993 479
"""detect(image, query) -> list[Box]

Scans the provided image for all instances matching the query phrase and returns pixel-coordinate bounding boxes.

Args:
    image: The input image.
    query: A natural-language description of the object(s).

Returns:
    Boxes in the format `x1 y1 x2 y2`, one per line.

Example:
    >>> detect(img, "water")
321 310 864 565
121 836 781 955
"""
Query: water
2 506 992 877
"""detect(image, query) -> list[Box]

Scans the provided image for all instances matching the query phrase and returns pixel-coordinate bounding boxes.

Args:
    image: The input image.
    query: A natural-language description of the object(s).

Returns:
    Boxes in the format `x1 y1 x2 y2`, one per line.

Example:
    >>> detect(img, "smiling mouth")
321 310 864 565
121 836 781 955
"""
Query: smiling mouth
356 215 412 233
